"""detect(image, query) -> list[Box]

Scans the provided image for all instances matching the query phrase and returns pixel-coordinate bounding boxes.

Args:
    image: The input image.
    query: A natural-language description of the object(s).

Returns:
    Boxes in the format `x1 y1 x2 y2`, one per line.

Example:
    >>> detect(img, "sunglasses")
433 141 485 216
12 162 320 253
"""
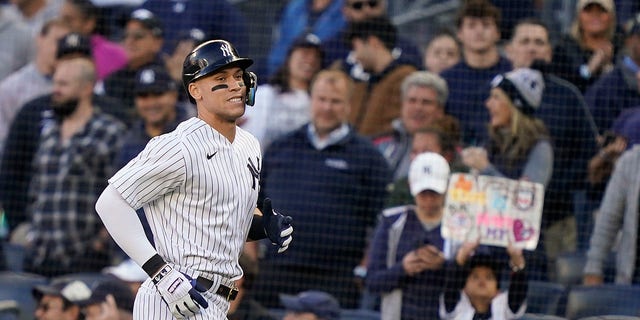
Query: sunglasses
349 0 379 10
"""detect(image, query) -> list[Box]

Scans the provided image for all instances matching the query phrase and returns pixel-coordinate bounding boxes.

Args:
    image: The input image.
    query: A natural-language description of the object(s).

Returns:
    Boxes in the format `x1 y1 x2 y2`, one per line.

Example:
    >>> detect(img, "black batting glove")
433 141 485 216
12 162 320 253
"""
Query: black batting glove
262 198 293 253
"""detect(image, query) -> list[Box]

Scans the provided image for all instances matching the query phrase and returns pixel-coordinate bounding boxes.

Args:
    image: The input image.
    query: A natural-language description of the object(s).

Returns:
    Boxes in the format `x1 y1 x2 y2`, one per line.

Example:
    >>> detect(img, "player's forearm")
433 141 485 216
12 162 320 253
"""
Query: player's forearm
247 214 267 241
96 184 158 268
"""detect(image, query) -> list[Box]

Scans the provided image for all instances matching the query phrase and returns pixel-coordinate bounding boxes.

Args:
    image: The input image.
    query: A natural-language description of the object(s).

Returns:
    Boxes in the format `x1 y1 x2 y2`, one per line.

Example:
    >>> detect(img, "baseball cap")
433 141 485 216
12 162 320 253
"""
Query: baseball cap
408 152 450 196
77 280 135 312
490 68 545 116
279 290 341 320
134 66 178 95
291 33 322 50
177 28 208 45
56 32 92 59
32 280 92 303
102 259 148 283
128 8 163 37
576 0 614 13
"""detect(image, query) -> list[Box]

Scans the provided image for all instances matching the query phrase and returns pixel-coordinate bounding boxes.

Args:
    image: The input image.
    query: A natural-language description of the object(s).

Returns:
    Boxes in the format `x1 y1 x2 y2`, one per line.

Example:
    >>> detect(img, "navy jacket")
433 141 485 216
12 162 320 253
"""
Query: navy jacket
259 124 391 270
441 57 512 146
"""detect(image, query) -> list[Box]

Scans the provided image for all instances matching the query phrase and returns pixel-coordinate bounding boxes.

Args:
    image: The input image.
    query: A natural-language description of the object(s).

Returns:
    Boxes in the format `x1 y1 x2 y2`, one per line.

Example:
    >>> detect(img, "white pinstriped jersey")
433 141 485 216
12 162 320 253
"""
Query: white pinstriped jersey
109 117 261 283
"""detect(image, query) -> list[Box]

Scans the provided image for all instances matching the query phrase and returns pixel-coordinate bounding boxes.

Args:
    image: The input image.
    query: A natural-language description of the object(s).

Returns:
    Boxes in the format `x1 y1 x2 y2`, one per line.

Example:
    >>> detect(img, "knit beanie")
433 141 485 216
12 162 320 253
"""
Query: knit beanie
490 68 544 116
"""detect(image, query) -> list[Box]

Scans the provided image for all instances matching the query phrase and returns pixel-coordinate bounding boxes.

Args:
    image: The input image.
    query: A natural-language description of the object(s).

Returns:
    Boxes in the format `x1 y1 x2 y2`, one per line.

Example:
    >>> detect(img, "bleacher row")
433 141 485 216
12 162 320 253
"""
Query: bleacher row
1 243 638 320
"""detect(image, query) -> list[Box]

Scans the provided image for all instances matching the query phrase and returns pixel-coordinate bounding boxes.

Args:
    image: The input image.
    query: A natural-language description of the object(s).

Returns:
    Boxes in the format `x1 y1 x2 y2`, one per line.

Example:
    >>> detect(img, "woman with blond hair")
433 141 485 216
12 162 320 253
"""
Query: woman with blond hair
462 68 553 187
550 0 621 92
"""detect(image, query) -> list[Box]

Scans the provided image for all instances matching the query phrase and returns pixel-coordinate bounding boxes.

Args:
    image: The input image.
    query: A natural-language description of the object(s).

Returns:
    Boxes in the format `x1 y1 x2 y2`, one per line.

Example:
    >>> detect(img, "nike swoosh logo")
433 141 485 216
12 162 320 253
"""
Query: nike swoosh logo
206 151 217 160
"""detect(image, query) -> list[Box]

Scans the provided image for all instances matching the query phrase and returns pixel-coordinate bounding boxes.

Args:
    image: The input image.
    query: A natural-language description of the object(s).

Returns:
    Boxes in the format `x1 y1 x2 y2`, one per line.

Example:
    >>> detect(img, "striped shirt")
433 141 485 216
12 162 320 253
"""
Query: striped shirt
110 117 261 283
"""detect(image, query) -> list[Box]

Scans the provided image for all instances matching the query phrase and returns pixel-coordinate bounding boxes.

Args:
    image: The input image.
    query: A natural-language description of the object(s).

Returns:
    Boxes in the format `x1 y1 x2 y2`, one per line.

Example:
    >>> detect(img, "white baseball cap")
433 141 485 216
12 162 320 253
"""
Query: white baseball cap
408 152 450 196
103 259 148 283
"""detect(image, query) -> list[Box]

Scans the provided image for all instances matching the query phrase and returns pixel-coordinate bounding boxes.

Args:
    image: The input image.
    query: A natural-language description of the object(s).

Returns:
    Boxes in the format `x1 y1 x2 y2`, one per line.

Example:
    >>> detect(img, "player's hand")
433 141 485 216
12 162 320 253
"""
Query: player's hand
262 198 293 253
152 265 209 319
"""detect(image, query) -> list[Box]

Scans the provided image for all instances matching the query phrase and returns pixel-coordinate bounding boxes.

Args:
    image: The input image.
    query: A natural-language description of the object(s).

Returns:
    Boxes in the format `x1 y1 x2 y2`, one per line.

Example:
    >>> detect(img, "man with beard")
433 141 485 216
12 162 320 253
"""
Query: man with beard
20 57 125 277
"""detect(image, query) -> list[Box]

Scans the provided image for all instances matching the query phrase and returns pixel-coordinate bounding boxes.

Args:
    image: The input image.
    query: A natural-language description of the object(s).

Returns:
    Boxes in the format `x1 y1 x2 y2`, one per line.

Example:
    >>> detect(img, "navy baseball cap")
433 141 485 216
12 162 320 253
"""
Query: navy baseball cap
135 66 178 95
77 280 135 312
56 32 92 59
279 290 341 320
128 9 163 37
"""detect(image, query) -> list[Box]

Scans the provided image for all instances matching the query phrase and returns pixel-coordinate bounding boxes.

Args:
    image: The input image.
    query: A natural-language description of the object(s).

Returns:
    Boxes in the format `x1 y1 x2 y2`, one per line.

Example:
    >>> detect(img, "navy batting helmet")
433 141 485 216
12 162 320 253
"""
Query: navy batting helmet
182 39 257 105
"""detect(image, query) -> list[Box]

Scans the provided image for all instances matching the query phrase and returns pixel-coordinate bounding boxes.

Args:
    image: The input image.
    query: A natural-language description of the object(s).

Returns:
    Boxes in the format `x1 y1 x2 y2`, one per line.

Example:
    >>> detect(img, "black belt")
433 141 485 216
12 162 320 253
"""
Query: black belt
196 276 238 301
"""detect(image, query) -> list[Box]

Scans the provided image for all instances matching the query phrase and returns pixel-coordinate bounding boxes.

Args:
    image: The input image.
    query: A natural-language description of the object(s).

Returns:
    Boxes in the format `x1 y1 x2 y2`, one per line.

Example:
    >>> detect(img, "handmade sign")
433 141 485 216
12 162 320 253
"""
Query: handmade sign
441 173 544 250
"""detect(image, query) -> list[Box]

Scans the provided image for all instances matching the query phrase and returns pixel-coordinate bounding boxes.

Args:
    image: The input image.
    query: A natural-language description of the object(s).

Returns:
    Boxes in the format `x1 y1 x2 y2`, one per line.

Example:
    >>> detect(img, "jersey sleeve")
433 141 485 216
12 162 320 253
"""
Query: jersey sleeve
109 134 186 209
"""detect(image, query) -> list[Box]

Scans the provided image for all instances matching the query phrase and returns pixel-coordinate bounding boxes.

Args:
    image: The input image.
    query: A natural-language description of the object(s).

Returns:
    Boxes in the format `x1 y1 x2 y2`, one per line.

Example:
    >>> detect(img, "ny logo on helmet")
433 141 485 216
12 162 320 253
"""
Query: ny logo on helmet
220 43 233 57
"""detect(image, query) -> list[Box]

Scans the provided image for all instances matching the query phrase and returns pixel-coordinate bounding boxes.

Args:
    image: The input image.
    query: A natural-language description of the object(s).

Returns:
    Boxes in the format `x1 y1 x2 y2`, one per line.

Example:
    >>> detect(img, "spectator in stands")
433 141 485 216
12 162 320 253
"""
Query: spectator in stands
322 0 422 81
441 0 512 146
384 125 465 208
265 0 344 77
32 279 92 320
78 280 135 320
114 65 194 170
339 16 417 137
102 8 164 113
242 34 323 149
0 76 126 236
583 144 640 285
0 7 34 80
584 12 640 135
423 29 461 75
550 0 621 93
440 242 528 319
18 58 125 277
279 290 341 320
0 19 69 154
59 0 128 81
102 259 148 296
4 0 61 38
228 254 275 320
372 70 453 180
7 0 63 38
252 69 391 308
462 68 552 188
506 18 600 269
366 152 450 319
140 0 249 56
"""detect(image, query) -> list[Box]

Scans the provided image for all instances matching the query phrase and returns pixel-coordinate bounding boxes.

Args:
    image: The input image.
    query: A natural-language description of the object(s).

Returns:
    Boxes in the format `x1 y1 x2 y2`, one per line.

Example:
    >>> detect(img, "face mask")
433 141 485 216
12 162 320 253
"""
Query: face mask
52 98 79 119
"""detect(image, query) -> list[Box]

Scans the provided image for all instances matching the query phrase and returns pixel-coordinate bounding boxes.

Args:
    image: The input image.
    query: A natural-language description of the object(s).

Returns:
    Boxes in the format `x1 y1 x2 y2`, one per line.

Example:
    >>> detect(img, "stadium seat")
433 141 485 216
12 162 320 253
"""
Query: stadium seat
555 252 586 287
578 316 640 320
340 309 380 320
0 271 47 320
519 314 567 320
526 280 567 315
564 284 640 319
2 243 25 272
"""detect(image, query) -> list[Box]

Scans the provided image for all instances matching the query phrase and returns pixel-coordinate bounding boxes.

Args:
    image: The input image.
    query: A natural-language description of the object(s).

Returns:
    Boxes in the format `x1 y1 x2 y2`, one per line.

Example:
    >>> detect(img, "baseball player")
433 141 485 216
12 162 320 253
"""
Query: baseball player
95 39 293 319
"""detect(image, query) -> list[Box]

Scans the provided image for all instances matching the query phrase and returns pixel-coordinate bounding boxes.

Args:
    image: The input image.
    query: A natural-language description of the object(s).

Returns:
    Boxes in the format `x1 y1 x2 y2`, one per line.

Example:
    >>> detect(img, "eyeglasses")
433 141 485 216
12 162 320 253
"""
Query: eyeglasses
349 0 379 10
